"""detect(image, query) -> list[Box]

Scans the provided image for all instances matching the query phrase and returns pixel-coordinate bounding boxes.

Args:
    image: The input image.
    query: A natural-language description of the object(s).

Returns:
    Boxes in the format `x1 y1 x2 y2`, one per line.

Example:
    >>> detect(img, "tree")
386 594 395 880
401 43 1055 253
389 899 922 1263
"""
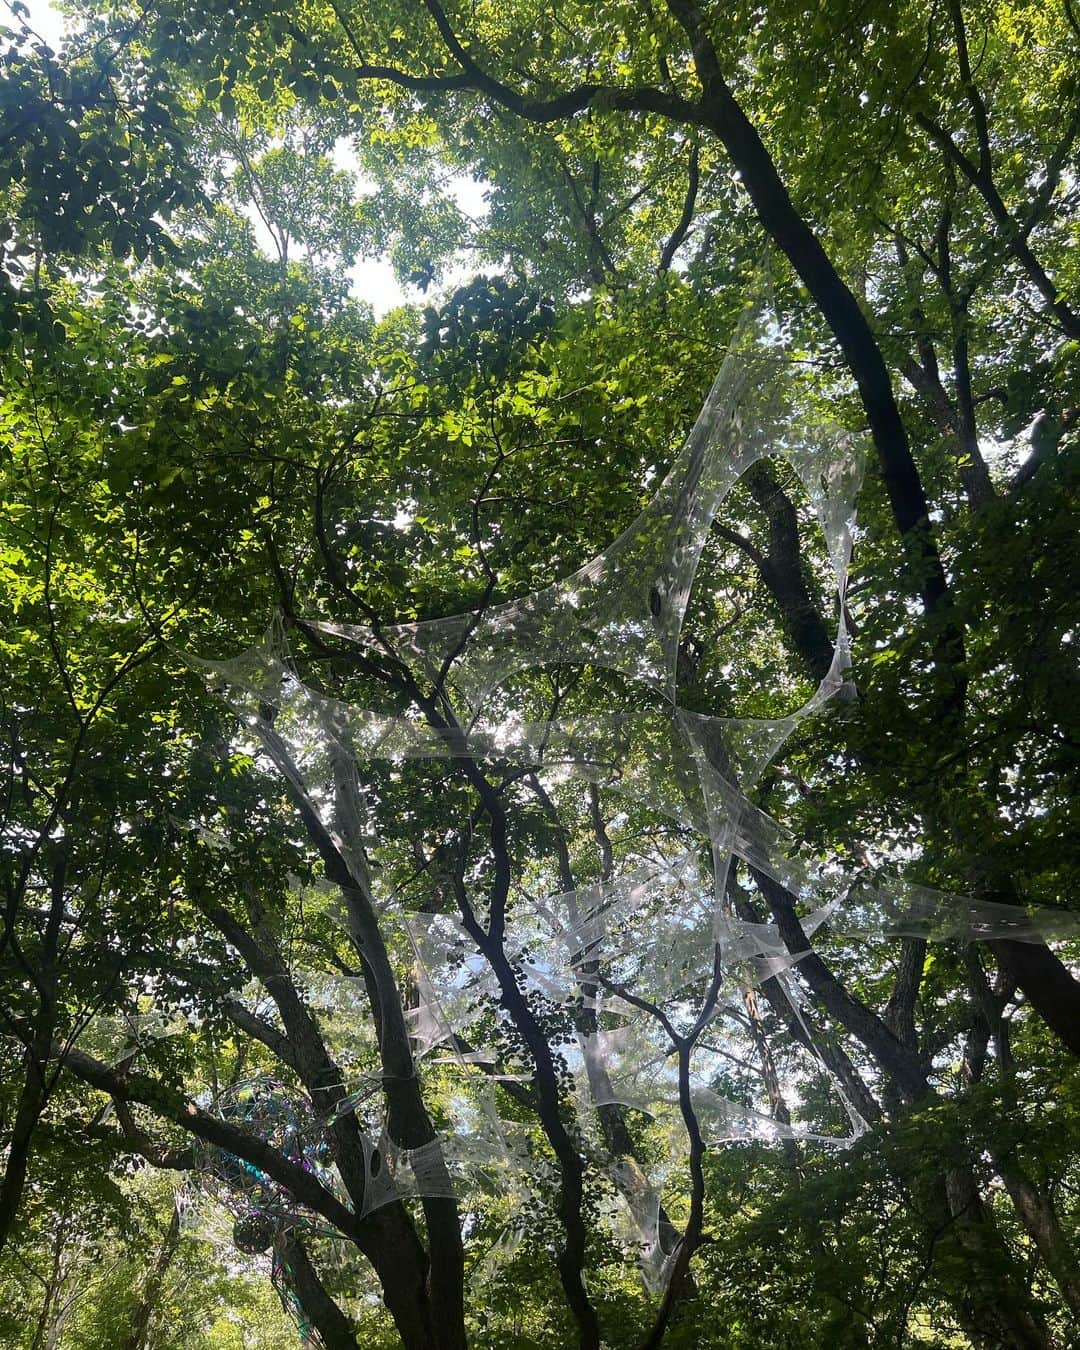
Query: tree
1 1 1079 1347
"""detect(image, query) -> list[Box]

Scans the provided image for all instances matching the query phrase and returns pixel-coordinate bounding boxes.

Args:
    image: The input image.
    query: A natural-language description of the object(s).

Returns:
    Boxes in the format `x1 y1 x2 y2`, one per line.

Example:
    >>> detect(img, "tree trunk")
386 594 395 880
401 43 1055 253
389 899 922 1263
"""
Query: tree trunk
995 1155 1080 1322
0 1029 53 1250
986 937 1080 1056
940 1166 1052 1350
278 1235 361 1350
122 1205 182 1350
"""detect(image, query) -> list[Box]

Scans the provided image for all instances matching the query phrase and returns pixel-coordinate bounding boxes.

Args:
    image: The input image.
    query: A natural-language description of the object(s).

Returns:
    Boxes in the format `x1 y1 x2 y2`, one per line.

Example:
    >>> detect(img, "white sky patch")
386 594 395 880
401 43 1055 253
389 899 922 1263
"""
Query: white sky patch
449 175 489 221
12 0 492 321
349 256 411 316
14 0 65 47
333 139 491 316
236 189 412 316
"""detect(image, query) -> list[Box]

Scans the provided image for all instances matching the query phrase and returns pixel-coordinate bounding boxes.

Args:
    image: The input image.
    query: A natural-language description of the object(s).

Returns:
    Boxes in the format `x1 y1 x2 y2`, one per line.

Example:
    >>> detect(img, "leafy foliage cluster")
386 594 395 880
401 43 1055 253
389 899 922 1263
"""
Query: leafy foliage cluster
1 1 1078 1348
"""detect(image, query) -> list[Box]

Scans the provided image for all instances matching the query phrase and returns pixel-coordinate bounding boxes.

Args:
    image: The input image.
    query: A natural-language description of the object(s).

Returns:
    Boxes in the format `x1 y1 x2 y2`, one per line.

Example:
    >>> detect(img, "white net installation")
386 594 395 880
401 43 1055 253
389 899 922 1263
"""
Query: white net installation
184 294 1079 1304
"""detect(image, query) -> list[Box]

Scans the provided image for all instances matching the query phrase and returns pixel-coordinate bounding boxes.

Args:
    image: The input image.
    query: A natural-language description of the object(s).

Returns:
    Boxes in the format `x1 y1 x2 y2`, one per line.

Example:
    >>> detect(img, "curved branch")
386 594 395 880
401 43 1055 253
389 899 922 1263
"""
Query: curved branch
60 1045 360 1237
915 110 1080 339
658 142 700 271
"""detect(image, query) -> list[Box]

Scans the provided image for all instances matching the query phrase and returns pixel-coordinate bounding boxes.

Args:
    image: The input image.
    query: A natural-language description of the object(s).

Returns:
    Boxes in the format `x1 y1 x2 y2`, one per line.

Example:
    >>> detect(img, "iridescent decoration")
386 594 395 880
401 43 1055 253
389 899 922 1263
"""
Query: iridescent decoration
191 1080 339 1249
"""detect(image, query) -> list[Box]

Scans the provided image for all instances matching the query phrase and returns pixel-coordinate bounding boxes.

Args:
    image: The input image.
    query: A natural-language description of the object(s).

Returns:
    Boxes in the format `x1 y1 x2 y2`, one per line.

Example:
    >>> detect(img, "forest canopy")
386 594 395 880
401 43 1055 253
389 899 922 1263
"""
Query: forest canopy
1 1 1079 1347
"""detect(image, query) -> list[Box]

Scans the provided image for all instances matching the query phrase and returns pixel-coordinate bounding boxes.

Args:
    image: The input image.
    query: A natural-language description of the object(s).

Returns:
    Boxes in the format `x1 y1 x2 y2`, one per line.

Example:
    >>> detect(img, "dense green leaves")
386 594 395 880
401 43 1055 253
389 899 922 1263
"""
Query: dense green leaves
1 0 1078 1346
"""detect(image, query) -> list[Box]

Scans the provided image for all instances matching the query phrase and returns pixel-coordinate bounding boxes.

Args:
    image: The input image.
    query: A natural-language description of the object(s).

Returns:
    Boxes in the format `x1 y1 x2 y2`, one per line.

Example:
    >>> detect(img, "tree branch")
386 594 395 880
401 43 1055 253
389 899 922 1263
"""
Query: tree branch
658 142 699 271
915 111 1080 338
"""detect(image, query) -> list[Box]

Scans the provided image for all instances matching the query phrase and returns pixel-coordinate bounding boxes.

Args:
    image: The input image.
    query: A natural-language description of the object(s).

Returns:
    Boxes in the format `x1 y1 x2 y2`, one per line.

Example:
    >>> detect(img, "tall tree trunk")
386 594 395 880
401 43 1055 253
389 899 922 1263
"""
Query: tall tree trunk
994 1155 1080 1323
0 1026 53 1250
665 0 956 635
940 1166 1052 1350
0 862 64 1252
278 1235 361 1350
122 1205 182 1350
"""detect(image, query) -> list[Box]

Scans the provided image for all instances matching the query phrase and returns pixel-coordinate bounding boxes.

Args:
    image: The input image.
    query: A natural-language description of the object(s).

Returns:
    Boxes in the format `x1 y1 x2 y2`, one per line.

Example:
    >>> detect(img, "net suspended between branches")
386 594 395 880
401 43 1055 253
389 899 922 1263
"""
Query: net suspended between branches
184 295 1079 1292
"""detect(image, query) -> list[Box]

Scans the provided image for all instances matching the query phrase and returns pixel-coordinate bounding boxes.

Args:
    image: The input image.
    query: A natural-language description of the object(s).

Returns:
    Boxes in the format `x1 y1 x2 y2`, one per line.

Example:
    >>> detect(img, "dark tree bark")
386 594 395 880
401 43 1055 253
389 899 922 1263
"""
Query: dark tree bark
122 1205 181 1350
986 937 1080 1057
994 1155 1080 1324
278 1235 361 1350
0 854 66 1253
750 866 931 1104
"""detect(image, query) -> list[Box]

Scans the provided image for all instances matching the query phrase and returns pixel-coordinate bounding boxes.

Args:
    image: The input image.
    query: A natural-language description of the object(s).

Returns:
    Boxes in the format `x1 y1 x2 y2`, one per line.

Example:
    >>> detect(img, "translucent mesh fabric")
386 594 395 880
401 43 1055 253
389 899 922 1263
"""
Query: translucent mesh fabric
305 302 860 712
185 298 1079 1290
